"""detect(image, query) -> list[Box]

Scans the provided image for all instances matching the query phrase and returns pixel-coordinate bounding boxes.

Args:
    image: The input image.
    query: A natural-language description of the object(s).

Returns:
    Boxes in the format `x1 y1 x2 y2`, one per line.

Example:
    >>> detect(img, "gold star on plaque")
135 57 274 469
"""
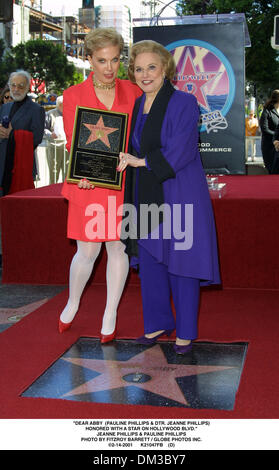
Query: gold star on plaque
83 116 118 148
61 344 234 406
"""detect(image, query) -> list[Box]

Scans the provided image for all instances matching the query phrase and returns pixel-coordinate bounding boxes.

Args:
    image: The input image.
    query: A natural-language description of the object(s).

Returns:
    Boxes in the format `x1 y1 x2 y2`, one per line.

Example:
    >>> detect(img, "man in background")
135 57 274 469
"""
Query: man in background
0 69 45 196
0 69 45 268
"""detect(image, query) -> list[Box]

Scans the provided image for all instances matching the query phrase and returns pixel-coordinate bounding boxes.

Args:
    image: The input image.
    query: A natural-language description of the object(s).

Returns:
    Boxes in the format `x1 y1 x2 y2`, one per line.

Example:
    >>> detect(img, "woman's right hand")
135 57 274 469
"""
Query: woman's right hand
78 178 95 190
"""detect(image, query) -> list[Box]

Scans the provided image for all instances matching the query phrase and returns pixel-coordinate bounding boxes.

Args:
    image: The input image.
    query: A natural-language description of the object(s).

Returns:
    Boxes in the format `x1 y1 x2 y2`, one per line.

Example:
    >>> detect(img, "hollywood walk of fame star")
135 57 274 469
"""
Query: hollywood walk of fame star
175 49 220 111
83 116 118 148
61 344 234 406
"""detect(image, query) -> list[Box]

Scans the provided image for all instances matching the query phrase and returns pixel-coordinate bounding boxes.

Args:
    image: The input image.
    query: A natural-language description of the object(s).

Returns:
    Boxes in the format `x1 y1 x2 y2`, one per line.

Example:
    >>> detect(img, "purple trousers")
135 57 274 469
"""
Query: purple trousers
138 245 200 340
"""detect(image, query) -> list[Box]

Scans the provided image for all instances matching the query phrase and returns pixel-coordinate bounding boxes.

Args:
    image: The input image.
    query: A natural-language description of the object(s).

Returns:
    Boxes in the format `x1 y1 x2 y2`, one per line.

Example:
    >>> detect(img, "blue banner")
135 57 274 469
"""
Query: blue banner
133 21 246 174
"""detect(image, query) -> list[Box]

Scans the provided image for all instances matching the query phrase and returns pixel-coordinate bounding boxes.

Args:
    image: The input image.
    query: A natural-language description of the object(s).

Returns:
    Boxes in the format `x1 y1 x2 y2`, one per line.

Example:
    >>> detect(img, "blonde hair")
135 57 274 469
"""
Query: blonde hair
128 40 176 83
85 27 124 56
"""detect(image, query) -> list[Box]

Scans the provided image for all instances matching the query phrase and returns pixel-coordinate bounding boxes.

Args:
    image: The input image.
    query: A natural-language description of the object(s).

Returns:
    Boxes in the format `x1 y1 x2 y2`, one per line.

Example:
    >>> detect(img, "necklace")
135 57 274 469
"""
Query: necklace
93 76 116 90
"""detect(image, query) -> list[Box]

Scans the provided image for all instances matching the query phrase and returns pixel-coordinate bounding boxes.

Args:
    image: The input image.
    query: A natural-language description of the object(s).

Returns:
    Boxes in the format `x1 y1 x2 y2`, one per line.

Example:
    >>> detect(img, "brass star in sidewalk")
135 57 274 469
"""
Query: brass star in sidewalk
0 299 48 325
83 116 118 148
61 344 234 406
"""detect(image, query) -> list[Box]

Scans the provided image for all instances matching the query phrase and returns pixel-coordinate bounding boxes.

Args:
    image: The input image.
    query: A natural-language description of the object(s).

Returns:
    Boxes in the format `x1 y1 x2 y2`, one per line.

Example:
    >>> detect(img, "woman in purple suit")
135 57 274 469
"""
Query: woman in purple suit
118 40 220 354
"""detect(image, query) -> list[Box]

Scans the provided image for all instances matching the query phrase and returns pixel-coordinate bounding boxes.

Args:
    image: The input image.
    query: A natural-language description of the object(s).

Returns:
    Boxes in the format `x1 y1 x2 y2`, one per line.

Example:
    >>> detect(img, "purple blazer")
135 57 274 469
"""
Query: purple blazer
122 80 221 286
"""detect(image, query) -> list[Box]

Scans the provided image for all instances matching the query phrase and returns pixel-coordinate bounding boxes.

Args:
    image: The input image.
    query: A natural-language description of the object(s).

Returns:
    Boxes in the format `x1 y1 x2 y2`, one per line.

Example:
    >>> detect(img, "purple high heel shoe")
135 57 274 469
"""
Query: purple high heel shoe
135 329 174 344
173 342 193 355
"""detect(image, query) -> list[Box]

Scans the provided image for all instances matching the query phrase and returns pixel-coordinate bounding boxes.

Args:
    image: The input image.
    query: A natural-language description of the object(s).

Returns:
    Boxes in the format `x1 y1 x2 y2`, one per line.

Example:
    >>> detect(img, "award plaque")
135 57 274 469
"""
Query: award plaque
66 106 128 190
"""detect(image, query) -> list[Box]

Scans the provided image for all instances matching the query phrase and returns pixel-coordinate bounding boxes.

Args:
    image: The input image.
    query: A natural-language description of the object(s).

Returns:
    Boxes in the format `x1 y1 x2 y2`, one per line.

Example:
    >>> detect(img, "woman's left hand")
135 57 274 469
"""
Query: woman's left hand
118 152 146 172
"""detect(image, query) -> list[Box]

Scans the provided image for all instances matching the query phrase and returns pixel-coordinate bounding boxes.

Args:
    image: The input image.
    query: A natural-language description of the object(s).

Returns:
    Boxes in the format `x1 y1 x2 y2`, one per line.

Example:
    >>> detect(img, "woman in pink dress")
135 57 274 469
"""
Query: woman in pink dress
59 28 141 342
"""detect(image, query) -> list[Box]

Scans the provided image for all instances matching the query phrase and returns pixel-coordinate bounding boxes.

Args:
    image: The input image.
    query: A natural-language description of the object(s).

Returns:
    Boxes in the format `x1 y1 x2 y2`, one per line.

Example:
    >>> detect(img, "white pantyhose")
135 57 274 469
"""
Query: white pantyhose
60 240 129 335
101 240 129 335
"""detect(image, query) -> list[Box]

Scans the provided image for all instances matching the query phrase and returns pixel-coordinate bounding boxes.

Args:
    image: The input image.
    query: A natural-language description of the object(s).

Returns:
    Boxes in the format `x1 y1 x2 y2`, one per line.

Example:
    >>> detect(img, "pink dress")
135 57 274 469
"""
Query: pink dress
62 72 141 242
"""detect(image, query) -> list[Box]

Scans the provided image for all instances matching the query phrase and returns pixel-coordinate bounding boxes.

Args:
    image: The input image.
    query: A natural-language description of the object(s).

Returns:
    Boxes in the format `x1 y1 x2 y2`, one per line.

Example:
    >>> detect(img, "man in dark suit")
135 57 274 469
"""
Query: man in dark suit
0 69 45 196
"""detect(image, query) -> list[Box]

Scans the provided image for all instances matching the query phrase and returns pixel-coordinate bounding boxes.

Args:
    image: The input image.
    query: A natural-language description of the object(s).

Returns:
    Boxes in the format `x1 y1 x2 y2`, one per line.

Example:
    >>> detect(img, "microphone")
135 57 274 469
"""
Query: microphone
1 115 10 128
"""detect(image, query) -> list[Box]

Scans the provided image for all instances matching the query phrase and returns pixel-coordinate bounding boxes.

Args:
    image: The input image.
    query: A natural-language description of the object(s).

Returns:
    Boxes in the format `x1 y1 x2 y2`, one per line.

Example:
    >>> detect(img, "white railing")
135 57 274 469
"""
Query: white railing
35 138 69 187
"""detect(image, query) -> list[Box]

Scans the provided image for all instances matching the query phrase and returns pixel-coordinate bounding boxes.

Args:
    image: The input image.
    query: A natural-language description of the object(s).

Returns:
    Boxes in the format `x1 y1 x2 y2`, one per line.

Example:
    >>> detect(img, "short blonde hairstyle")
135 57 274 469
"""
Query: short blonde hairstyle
85 27 124 56
128 40 176 83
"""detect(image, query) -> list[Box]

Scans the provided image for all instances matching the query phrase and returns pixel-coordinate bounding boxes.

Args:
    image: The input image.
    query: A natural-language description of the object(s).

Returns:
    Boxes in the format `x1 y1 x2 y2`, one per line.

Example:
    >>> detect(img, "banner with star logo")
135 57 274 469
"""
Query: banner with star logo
134 18 247 175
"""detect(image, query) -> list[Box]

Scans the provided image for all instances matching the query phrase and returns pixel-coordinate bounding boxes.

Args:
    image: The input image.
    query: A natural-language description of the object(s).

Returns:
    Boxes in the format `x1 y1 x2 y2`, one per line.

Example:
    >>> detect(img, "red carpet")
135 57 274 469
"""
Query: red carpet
0 284 278 419
2 175 279 288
